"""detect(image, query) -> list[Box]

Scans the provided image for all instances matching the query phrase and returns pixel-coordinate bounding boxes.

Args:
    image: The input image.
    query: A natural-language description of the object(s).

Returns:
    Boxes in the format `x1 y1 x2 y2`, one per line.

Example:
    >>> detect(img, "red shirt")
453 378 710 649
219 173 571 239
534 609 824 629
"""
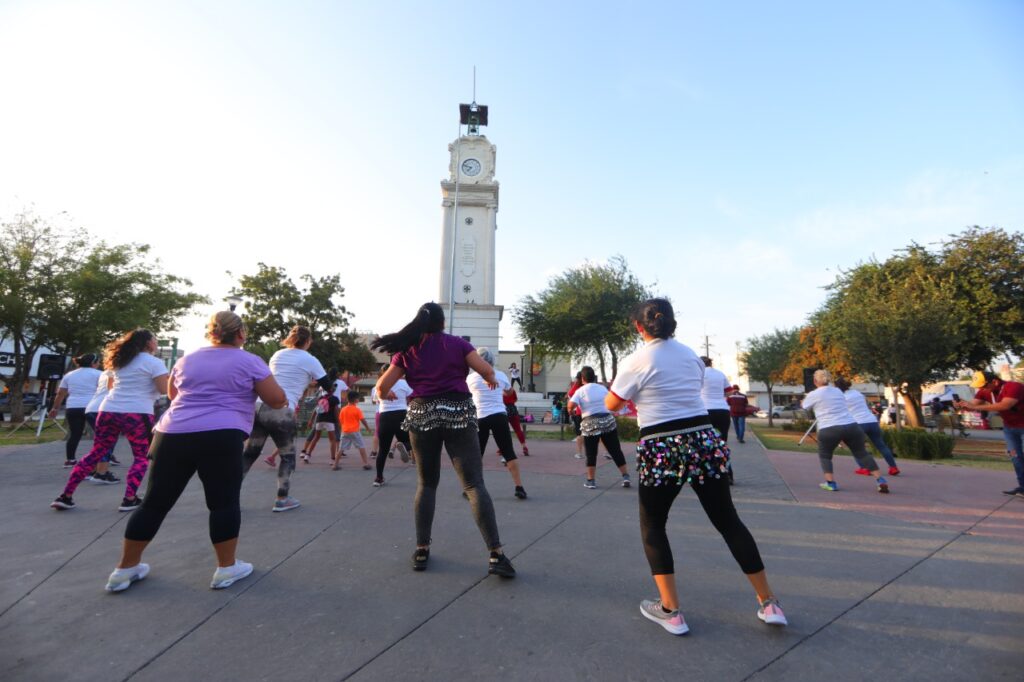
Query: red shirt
994 381 1024 428
727 392 749 417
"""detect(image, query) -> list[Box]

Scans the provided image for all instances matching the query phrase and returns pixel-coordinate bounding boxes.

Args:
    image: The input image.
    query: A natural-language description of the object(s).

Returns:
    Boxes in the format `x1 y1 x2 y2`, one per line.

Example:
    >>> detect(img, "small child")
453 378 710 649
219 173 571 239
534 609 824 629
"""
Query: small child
304 386 340 464
338 391 372 471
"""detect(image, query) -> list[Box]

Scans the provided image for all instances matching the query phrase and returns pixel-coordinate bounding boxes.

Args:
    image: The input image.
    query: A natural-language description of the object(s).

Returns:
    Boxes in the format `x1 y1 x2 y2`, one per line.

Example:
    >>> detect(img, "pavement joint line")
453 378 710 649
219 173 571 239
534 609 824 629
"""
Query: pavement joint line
740 494 1019 681
340 478 616 682
0 508 130 622
751 432 799 502
123 465 414 682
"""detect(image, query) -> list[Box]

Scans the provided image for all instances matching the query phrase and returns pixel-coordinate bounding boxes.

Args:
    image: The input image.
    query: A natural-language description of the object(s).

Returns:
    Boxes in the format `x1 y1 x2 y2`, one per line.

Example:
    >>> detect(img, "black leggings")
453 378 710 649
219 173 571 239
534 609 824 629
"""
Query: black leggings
478 412 518 461
708 409 731 441
65 408 87 461
584 429 626 468
638 475 764 575
125 429 246 545
375 409 411 478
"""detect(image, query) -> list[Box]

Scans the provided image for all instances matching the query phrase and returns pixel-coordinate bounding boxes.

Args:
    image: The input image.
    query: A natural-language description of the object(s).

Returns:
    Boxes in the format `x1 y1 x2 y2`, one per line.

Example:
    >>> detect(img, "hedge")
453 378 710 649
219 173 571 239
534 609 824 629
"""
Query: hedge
616 416 640 442
877 427 954 460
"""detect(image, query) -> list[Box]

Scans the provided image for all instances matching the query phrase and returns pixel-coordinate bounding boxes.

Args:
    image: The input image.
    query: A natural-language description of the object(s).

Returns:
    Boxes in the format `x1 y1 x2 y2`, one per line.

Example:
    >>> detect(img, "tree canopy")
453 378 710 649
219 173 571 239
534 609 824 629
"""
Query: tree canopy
740 328 798 427
511 256 651 381
230 263 376 376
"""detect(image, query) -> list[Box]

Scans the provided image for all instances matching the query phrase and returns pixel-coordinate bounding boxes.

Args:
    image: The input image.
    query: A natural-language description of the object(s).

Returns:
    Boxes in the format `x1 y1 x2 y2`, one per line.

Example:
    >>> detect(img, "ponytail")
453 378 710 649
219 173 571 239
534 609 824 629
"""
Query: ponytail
371 302 446 355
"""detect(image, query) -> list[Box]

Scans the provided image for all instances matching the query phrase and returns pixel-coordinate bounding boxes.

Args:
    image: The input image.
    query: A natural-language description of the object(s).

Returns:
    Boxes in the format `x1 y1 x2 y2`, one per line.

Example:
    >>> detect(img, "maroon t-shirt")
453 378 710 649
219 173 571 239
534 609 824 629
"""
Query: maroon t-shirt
996 381 1024 428
727 393 749 417
392 333 475 399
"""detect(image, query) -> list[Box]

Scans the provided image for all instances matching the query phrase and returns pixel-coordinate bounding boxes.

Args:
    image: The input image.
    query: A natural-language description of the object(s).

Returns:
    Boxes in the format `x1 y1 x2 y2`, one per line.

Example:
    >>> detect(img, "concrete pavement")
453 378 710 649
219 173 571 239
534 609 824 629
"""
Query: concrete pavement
0 431 1021 681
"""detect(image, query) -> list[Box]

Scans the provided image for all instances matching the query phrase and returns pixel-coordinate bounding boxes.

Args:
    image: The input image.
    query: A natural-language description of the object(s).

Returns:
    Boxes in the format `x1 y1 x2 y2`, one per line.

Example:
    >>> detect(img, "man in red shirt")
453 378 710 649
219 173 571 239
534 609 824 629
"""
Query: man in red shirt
956 371 1024 498
726 384 750 444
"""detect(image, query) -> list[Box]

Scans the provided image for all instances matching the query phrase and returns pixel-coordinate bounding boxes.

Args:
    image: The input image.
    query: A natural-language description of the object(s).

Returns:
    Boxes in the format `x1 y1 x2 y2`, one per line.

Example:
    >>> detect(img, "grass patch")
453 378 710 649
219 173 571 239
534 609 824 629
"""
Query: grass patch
0 420 68 445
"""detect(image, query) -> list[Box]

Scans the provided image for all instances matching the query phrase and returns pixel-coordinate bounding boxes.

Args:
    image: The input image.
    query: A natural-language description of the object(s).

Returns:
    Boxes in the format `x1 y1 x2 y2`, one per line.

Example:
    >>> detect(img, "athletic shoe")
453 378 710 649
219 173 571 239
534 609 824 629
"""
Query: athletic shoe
514 486 528 499
639 599 689 635
412 547 430 571
51 494 75 510
372 477 385 487
757 597 788 626
265 456 277 467
888 466 901 476
573 453 583 459
108 456 121 466
488 552 516 578
854 468 871 476
63 459 77 468
300 453 309 463
361 464 371 470
584 479 597 489
877 477 889 494
272 497 301 512
105 563 150 592
604 453 613 460
499 457 507 466
118 496 142 512
91 471 120 485
522 446 530 456
396 442 410 463
819 481 838 492
210 560 253 589
738 439 745 444
621 475 631 488
1002 487 1023 496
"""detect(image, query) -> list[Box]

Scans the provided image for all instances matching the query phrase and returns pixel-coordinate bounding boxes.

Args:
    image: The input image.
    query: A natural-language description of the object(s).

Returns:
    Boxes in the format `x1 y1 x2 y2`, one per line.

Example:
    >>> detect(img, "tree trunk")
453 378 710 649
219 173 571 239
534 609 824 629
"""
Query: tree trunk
901 384 925 428
7 336 36 423
594 346 608 384
766 385 774 427
608 344 619 383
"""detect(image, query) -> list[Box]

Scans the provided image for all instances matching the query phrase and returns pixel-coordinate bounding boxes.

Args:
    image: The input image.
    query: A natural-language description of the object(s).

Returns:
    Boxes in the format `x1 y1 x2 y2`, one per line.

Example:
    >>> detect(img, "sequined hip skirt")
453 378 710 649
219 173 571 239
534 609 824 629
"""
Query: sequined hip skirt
636 424 730 487
402 395 477 432
580 413 617 437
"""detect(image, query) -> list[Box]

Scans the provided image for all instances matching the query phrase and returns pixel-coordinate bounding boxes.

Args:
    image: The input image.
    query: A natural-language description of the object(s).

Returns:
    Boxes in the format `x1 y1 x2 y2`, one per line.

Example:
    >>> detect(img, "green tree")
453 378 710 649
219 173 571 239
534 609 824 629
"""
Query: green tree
230 264 376 376
0 211 206 421
511 256 651 381
740 328 798 427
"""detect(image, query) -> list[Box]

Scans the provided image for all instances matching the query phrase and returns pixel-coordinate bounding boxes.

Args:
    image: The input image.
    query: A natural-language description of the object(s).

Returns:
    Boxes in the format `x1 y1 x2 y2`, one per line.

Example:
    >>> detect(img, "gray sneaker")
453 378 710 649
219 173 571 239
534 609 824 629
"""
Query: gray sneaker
272 497 301 512
640 599 689 635
583 479 597 489
395 442 410 463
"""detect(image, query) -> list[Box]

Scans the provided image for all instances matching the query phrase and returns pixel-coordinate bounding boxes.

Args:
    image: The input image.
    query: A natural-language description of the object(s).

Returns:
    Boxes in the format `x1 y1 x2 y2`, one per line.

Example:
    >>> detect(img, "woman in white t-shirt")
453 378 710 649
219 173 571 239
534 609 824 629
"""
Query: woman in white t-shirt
53 330 169 512
801 370 889 493
834 377 899 476
468 348 527 499
48 353 102 467
605 299 787 635
567 366 631 490
372 366 413 487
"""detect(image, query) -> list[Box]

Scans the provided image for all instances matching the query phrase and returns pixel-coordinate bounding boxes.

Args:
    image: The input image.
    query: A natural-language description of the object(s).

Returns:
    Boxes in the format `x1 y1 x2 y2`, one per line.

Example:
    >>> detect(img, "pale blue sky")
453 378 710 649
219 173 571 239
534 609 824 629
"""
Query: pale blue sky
2 1 1021 378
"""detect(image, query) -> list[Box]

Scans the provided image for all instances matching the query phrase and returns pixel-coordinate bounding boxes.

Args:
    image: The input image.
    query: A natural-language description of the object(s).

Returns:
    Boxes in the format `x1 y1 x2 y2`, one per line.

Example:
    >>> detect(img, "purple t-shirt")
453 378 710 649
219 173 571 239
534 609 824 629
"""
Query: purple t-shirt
391 333 475 399
157 346 272 434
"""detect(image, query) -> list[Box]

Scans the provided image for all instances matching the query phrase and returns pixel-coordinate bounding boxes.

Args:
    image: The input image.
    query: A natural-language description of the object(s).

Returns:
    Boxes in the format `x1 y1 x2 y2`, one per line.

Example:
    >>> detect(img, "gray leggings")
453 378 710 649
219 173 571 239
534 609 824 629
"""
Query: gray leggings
409 423 501 550
242 403 298 498
817 422 878 474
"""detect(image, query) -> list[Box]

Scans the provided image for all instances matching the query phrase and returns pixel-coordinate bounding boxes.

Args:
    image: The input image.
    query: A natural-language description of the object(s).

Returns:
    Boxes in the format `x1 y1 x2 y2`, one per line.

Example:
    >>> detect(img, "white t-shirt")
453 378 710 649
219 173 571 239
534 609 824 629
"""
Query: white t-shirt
86 370 113 413
59 367 103 409
332 378 350 402
701 366 730 411
379 379 412 413
98 353 168 415
843 389 877 424
569 382 612 418
801 385 856 429
610 338 708 429
269 348 326 410
509 366 521 379
468 369 510 419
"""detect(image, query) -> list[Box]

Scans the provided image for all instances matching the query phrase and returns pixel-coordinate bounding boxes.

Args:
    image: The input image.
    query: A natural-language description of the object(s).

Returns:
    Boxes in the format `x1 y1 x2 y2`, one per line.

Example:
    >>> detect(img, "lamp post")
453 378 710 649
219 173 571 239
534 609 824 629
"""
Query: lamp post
225 294 243 312
528 337 536 393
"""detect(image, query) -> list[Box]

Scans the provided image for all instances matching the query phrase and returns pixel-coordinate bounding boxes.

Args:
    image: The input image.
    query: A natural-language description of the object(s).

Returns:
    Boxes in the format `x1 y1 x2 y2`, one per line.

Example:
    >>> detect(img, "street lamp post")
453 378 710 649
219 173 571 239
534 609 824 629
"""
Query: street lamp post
225 294 243 312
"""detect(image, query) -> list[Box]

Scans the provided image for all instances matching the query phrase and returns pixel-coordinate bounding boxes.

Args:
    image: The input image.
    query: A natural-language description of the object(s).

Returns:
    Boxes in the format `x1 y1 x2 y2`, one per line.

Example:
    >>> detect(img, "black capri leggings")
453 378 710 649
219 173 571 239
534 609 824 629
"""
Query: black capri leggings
65 408 88 461
584 429 626 468
376 409 411 478
638 475 764 575
478 412 518 461
125 428 247 545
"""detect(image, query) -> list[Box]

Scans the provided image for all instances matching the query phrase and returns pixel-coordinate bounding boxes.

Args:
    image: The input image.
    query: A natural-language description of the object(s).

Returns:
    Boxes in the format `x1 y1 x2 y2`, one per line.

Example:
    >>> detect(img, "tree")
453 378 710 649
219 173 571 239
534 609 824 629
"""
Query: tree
739 328 798 427
511 256 651 381
230 264 376 377
779 323 854 386
0 211 206 421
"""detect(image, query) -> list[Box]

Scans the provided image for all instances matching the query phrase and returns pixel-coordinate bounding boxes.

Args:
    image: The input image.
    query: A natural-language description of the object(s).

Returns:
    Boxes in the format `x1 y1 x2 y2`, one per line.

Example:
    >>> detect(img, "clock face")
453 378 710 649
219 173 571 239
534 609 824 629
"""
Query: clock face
461 158 482 177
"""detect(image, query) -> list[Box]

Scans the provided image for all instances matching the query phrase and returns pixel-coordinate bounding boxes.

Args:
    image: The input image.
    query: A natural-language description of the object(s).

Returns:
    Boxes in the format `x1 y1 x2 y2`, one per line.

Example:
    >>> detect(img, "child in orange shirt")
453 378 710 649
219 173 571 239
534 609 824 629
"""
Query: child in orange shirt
337 391 372 471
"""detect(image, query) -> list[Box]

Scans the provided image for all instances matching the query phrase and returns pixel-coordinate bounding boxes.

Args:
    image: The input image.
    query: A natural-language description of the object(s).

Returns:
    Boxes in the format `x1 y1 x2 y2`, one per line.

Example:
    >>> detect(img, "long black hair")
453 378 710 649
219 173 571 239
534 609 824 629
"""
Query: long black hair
371 302 446 355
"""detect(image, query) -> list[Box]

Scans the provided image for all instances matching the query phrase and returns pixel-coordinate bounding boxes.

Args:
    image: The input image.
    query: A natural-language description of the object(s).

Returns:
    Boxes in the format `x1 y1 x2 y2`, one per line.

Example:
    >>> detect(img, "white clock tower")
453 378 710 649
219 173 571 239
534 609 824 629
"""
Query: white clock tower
438 102 502 348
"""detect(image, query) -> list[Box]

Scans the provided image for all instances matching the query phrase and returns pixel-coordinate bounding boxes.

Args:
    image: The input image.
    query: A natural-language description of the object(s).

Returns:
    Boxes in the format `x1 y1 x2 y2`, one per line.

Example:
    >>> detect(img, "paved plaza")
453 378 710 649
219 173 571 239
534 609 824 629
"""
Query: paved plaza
1 431 1022 681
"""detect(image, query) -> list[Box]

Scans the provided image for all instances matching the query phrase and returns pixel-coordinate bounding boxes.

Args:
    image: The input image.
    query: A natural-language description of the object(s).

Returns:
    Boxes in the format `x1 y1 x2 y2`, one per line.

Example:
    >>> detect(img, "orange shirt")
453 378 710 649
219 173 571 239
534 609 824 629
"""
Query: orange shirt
340 404 364 433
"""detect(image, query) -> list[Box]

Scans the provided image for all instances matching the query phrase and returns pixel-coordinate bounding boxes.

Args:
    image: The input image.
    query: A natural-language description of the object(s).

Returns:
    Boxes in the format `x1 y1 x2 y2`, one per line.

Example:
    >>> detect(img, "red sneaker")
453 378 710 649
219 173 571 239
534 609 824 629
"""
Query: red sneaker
888 466 900 476
854 468 871 476
523 446 530 456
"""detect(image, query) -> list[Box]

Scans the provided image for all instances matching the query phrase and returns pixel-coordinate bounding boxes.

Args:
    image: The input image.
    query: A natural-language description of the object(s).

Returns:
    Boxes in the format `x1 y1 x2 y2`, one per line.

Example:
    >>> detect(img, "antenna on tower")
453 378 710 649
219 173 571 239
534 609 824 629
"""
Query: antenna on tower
473 66 476 101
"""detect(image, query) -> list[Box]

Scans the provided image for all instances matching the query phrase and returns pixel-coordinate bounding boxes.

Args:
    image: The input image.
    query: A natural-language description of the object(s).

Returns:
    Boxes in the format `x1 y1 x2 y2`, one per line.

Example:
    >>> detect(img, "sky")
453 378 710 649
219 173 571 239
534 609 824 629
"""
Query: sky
1 0 1022 381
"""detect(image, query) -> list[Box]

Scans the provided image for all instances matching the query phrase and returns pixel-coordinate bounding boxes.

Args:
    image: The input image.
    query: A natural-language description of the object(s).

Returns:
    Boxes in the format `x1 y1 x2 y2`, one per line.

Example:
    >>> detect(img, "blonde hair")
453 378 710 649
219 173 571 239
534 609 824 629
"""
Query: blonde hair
206 311 246 344
814 369 832 385
282 325 312 349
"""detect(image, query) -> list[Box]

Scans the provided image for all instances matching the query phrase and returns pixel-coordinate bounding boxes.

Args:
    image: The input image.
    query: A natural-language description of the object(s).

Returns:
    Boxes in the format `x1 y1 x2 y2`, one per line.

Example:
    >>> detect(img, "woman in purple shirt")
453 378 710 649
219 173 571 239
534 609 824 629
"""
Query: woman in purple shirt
104 312 286 593
373 303 515 578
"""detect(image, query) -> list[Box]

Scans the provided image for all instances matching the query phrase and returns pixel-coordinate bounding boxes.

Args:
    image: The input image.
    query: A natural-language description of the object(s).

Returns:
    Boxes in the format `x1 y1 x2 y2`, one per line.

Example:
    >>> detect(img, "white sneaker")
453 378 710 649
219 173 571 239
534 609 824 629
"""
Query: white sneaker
105 563 150 592
211 560 253 589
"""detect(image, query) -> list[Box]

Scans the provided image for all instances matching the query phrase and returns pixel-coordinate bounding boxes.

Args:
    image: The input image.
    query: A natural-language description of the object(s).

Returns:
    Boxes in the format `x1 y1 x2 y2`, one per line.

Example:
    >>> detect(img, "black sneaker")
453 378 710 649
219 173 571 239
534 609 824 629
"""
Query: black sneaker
63 459 77 468
1003 487 1024 497
91 471 120 485
51 494 75 510
488 552 516 579
412 547 430 571
108 456 121 466
514 486 528 499
118 496 142 512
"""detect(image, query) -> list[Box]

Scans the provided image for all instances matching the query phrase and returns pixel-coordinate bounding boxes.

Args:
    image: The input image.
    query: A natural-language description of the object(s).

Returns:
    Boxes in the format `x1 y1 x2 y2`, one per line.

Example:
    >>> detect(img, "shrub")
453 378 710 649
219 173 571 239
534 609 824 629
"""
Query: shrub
780 422 794 431
791 418 814 433
879 427 954 460
616 416 640 441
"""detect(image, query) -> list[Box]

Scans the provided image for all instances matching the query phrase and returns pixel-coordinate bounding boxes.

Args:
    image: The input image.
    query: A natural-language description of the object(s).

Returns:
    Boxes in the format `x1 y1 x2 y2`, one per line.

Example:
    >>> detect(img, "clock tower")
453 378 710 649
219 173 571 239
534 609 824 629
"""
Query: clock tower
438 102 502 348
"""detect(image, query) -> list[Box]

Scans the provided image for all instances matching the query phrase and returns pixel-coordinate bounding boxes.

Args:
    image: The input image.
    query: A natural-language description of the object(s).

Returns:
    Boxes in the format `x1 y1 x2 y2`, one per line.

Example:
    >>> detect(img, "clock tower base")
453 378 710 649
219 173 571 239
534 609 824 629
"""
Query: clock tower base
445 302 503 350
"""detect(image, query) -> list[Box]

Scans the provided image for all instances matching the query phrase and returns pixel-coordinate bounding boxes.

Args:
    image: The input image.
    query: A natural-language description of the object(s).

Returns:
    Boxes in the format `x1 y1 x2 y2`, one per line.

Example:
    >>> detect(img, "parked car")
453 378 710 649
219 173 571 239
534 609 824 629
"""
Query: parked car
0 392 43 414
771 403 809 420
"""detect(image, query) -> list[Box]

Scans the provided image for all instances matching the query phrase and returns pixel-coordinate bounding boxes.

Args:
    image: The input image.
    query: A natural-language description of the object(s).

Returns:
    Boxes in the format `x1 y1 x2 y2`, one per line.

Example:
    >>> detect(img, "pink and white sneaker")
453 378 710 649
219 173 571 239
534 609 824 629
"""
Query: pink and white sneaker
757 597 788 626
640 599 689 635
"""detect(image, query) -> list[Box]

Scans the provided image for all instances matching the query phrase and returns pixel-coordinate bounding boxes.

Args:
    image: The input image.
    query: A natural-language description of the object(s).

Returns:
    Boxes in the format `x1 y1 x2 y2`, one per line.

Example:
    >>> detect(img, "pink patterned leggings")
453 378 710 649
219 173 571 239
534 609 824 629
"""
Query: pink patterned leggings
63 412 153 498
